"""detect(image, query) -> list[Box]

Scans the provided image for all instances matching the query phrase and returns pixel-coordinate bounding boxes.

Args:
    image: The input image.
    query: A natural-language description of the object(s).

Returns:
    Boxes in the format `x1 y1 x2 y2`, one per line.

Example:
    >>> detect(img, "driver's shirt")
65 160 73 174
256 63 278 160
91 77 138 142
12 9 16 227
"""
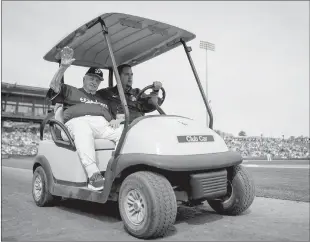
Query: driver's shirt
97 86 145 123
47 84 113 123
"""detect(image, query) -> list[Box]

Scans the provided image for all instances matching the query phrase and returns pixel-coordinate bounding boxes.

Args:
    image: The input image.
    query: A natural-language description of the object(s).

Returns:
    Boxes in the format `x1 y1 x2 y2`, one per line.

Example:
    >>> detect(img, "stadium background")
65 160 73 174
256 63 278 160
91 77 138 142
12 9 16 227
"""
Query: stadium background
1 81 309 159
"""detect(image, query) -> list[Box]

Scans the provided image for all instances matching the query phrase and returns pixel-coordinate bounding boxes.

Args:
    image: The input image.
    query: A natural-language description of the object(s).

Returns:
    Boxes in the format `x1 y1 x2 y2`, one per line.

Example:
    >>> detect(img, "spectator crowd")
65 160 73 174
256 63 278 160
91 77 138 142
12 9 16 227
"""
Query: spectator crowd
224 136 309 159
2 124 52 156
1 123 309 159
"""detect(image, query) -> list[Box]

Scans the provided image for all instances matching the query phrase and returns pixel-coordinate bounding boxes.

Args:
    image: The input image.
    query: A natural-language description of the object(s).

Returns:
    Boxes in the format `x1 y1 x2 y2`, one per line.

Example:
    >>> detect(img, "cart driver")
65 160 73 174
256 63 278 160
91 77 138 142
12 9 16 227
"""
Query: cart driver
97 64 163 123
47 46 123 191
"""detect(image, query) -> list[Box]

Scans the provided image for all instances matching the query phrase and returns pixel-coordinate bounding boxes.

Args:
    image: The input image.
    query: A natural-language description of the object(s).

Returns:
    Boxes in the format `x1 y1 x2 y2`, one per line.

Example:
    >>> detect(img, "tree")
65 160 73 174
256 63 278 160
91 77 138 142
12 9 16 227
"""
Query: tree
238 130 246 136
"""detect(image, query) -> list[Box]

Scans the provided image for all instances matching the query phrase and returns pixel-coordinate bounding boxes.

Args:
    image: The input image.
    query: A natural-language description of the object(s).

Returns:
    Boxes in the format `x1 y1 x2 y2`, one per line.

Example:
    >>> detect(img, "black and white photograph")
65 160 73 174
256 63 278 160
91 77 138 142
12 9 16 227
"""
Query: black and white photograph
1 1 309 241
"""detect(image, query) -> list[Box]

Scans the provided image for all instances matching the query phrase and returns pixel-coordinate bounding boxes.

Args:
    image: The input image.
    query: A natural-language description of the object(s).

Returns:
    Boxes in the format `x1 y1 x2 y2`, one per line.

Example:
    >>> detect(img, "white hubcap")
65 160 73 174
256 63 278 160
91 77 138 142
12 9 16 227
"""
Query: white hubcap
124 189 147 225
34 175 43 201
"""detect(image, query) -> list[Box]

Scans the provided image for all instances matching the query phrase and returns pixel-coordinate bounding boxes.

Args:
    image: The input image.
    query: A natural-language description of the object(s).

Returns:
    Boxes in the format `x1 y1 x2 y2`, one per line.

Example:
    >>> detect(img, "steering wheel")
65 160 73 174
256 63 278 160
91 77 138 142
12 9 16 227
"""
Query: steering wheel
136 84 166 104
135 84 166 114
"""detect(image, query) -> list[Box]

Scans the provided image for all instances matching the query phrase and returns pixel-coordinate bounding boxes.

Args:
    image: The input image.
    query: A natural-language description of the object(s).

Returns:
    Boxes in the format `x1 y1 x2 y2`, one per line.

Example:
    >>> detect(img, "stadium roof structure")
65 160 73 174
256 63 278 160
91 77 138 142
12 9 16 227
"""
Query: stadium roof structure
1 82 48 97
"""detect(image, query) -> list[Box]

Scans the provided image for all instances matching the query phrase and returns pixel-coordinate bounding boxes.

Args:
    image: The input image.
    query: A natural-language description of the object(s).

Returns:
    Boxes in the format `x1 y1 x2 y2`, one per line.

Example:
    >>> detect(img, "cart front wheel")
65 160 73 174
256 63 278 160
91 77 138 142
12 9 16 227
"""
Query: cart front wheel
119 171 177 239
207 165 255 215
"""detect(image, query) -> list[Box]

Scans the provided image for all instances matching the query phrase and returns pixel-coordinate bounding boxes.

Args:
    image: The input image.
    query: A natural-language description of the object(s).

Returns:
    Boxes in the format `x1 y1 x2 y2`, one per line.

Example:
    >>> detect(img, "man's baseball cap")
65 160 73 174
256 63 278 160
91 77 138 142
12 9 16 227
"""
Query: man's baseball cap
85 67 104 81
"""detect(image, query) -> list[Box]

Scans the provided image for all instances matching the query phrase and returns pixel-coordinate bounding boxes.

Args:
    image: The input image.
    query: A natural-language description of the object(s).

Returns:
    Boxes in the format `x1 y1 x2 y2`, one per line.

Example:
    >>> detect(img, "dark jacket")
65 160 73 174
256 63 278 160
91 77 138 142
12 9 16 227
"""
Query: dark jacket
97 86 163 123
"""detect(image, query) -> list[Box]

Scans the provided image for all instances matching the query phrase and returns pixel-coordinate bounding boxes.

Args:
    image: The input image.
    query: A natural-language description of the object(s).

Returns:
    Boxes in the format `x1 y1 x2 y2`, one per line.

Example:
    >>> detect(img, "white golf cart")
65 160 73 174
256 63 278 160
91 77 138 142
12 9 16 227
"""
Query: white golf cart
32 13 255 239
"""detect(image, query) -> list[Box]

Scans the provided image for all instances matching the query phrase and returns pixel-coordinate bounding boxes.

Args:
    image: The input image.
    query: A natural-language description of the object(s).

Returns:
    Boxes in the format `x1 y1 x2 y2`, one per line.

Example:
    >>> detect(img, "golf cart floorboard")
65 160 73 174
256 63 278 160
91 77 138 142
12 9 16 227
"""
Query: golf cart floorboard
51 183 107 203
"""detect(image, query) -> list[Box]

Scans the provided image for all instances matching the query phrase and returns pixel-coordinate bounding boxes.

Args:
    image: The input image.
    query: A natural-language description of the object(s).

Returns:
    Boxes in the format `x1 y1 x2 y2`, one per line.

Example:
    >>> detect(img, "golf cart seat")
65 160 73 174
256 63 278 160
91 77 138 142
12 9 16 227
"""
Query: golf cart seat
53 105 116 150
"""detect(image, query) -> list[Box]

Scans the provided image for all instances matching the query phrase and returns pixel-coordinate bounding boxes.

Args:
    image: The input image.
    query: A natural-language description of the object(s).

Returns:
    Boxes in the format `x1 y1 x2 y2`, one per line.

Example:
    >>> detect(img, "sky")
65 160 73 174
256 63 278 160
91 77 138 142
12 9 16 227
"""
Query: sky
1 1 309 138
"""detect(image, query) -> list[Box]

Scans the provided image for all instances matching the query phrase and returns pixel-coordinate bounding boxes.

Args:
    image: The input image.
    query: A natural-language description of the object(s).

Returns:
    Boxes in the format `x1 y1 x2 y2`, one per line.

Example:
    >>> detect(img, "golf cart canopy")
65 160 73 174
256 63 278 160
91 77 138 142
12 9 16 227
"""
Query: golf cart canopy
43 12 196 69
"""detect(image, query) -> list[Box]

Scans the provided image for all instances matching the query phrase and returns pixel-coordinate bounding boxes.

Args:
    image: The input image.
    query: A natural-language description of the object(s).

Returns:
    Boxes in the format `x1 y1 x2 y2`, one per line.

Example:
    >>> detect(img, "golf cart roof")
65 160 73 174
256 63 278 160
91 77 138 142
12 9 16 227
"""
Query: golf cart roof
43 12 196 69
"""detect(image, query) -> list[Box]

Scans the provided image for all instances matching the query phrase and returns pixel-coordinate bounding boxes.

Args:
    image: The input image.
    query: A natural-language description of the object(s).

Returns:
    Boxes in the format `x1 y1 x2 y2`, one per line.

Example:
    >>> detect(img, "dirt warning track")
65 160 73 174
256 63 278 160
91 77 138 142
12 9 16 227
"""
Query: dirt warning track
1 159 309 241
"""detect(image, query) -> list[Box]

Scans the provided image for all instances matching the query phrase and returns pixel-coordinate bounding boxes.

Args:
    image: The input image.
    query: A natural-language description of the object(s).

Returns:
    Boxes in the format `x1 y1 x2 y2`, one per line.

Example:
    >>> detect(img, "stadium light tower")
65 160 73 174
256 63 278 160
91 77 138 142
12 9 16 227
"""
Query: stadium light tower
200 40 215 126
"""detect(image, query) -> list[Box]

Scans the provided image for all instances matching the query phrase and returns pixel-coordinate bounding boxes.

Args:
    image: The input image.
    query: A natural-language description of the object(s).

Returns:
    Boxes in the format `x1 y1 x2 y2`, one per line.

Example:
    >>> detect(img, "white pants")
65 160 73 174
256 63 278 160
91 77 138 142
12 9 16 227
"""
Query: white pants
64 116 123 178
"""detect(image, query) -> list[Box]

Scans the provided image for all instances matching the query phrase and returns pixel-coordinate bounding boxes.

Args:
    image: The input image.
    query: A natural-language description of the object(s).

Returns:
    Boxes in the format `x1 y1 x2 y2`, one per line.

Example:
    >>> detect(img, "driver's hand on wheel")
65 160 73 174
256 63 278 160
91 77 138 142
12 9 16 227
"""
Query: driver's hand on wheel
60 46 76 68
152 81 162 92
109 119 122 129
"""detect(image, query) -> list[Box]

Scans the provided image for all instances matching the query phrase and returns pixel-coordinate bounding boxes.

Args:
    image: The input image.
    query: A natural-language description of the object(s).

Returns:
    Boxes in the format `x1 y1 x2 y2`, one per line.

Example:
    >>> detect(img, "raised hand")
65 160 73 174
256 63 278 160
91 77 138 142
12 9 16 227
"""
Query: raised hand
49 46 75 92
60 46 76 67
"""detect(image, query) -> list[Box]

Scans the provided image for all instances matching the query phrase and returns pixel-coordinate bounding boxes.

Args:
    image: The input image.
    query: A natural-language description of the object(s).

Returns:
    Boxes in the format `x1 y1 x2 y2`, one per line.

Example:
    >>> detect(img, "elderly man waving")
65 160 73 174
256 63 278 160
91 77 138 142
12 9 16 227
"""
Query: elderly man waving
47 46 123 191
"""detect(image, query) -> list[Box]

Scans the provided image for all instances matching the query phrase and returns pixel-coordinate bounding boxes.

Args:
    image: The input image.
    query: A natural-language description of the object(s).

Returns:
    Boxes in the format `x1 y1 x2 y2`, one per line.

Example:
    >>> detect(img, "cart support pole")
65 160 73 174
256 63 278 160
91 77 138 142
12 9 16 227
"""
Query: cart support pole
108 68 113 88
180 39 214 129
99 19 130 159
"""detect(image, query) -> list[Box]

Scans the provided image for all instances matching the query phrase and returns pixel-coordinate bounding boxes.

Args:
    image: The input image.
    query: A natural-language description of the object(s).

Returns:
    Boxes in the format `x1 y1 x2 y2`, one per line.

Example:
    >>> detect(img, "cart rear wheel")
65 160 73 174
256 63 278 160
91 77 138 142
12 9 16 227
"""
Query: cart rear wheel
119 171 177 239
32 166 61 207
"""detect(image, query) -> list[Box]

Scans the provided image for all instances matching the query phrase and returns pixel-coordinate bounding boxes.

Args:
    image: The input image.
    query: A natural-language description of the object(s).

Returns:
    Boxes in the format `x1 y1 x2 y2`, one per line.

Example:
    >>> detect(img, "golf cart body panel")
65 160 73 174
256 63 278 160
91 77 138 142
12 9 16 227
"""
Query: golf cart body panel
33 156 111 202
120 116 228 155
114 151 242 175
37 140 114 183
37 140 87 183
43 12 196 69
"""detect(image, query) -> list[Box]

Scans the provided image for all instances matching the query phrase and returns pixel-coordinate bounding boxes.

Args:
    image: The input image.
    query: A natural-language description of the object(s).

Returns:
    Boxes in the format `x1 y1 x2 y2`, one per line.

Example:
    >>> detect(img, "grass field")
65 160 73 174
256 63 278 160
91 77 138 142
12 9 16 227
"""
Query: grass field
247 166 309 202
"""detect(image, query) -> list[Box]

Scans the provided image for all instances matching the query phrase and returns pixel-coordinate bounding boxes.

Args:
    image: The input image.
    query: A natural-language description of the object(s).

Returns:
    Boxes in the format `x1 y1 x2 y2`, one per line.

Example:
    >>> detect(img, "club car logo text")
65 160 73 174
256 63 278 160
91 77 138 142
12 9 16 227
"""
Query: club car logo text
177 135 214 143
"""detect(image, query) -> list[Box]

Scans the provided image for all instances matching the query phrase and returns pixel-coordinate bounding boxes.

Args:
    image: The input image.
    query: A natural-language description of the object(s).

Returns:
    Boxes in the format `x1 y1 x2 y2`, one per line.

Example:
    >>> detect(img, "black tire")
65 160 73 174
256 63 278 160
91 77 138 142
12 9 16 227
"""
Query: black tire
207 165 255 215
32 166 61 207
119 171 177 239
